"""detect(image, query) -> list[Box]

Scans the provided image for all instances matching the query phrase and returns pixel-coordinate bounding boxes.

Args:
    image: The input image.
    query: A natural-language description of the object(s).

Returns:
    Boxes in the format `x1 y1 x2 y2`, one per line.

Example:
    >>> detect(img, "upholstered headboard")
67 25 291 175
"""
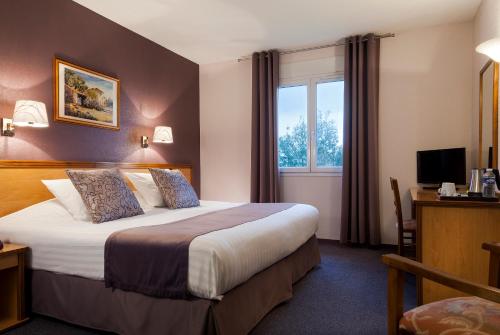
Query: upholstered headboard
0 160 192 217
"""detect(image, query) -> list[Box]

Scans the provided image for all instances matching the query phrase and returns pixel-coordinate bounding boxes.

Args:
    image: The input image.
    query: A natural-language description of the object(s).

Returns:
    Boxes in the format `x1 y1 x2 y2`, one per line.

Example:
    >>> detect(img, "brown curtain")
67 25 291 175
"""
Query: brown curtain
340 34 381 246
251 50 280 203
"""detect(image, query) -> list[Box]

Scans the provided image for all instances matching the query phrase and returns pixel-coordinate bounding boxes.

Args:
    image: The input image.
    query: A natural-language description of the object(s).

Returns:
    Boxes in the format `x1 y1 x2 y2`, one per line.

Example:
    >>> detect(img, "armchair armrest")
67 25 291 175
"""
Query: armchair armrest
381 254 500 335
482 242 500 255
382 254 500 302
482 242 500 287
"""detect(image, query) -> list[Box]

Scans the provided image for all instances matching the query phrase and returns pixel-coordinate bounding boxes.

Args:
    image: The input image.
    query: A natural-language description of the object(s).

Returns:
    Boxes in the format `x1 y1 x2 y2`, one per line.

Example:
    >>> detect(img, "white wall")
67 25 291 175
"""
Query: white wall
200 21 474 244
473 0 500 165
280 175 342 239
199 60 252 202
379 22 474 243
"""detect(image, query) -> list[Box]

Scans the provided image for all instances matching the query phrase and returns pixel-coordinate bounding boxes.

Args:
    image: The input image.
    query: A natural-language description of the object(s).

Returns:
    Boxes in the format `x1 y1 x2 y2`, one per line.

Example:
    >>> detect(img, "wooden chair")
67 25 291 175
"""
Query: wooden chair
382 242 500 335
390 178 416 258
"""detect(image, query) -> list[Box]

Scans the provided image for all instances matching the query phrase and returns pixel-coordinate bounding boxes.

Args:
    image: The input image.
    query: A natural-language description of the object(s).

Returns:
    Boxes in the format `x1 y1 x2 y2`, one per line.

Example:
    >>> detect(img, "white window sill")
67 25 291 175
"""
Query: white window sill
280 171 343 177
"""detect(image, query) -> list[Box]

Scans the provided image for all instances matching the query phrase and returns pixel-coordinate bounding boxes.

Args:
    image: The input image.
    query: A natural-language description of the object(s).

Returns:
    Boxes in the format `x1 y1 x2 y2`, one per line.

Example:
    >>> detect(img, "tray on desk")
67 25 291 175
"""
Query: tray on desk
439 195 499 202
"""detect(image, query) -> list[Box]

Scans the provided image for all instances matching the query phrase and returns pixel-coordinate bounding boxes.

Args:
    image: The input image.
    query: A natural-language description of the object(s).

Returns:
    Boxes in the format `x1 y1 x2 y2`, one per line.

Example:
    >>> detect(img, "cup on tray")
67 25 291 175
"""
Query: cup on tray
438 182 456 197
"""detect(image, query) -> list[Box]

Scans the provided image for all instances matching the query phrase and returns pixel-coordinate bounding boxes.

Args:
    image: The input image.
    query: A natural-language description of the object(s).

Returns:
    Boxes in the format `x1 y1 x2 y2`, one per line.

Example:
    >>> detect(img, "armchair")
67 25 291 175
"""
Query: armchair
382 242 500 334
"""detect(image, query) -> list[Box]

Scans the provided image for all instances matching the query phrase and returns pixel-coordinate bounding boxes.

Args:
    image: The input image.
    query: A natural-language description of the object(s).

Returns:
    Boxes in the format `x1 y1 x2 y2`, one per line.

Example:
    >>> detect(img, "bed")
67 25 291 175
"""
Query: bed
0 160 321 335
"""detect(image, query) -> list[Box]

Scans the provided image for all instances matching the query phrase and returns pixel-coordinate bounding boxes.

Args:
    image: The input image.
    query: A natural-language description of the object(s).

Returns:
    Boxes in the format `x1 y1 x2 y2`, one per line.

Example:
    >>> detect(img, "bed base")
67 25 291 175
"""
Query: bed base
29 236 320 335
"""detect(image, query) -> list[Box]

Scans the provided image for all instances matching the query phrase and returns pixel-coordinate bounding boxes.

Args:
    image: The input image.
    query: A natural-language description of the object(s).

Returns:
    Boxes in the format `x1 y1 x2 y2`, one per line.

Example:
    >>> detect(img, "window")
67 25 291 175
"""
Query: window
277 85 308 169
315 81 344 168
278 76 344 173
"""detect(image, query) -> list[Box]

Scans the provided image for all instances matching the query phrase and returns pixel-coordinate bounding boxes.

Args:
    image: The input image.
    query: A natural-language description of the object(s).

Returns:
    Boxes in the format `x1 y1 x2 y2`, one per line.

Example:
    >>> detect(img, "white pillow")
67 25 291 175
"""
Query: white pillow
133 191 153 212
42 179 90 221
125 172 165 207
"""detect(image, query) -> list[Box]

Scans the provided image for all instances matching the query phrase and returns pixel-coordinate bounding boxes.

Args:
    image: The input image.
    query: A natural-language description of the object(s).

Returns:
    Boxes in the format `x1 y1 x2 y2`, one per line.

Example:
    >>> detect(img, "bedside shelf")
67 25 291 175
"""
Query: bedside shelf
0 317 29 333
0 243 28 333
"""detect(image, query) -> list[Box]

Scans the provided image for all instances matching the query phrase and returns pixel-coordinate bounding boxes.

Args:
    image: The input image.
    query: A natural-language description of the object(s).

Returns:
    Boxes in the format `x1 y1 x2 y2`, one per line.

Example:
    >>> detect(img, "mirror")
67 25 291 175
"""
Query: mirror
479 60 499 168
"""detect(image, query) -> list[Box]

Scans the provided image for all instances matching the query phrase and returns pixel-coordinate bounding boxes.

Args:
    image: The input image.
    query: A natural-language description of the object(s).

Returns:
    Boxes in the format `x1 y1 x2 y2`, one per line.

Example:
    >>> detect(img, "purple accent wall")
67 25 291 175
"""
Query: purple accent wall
0 0 200 193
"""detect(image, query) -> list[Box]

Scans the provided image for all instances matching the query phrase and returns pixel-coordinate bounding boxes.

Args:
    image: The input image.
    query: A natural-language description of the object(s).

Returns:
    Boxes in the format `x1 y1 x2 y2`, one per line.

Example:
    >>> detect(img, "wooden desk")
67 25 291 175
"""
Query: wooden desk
411 188 500 304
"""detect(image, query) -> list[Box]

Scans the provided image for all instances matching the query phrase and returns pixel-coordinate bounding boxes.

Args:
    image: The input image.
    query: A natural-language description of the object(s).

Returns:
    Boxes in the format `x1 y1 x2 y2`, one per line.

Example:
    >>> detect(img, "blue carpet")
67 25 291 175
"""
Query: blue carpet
7 241 415 335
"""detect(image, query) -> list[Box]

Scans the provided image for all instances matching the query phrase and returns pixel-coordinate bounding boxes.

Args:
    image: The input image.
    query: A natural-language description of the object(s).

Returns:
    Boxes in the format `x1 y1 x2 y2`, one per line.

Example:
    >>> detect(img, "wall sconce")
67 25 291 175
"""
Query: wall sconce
1 118 14 136
141 136 149 148
141 126 173 148
153 126 173 144
1 100 49 136
476 37 500 62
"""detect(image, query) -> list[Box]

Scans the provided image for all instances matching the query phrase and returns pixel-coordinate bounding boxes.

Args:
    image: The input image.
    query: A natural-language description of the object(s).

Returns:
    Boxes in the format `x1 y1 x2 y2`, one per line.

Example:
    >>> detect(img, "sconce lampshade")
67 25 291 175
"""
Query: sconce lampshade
153 126 173 143
476 38 500 62
12 100 48 127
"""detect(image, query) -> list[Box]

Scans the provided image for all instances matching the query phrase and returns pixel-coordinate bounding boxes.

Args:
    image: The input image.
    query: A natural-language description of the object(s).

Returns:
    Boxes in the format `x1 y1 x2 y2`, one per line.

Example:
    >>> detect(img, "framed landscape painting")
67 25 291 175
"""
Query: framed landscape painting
54 58 120 130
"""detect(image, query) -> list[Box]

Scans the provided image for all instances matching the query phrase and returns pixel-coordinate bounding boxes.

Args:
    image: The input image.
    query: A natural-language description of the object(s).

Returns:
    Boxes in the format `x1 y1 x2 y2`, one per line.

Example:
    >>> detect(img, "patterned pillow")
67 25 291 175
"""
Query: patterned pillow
149 168 200 209
66 169 144 223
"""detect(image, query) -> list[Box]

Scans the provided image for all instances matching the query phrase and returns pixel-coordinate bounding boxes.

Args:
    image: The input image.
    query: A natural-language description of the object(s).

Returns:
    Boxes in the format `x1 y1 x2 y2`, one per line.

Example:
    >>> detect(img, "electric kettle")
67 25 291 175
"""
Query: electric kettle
469 168 484 196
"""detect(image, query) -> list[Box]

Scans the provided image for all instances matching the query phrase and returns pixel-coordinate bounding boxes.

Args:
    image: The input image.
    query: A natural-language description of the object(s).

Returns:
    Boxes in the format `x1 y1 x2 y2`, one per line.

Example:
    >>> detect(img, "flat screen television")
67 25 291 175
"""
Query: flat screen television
417 147 466 185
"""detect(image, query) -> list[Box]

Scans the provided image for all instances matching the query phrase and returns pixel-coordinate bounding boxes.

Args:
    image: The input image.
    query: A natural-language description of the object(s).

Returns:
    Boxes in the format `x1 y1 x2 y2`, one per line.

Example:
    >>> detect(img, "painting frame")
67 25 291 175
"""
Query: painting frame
54 58 120 130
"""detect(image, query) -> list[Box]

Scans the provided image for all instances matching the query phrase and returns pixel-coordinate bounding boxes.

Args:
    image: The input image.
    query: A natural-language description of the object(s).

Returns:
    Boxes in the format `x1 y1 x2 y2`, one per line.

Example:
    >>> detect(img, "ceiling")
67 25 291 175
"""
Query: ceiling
74 0 482 65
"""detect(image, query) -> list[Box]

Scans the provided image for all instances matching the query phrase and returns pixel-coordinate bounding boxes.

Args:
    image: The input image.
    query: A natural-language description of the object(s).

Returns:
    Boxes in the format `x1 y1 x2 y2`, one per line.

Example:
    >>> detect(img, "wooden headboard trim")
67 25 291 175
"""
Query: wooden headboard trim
0 160 192 217
0 160 191 169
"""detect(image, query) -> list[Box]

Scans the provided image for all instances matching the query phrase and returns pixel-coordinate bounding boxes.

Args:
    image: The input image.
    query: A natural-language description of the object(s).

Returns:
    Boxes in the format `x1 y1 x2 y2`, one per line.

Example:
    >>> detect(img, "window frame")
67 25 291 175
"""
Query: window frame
278 73 344 175
277 81 311 173
311 75 344 173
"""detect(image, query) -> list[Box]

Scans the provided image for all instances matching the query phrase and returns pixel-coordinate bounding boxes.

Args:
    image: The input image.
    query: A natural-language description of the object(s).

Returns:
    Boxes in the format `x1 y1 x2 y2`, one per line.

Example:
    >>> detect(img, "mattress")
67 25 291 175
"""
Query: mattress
0 199 318 300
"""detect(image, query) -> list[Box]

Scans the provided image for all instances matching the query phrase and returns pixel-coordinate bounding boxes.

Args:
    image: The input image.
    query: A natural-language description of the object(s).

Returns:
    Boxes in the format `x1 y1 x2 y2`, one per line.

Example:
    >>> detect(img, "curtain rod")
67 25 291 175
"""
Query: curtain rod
237 33 395 62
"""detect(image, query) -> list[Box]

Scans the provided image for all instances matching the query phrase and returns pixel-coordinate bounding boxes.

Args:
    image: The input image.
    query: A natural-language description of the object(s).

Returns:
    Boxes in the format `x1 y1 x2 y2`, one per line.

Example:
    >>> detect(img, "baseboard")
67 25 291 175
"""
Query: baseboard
317 238 397 251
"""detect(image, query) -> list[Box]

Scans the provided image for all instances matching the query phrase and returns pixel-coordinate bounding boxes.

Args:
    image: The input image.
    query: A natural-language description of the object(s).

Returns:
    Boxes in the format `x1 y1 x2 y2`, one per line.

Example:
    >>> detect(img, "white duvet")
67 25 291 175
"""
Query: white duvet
0 199 318 300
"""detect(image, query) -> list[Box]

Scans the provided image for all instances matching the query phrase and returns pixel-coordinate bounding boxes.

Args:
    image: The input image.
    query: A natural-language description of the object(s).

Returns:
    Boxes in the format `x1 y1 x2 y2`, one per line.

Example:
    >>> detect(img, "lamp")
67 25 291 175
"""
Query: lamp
1 100 48 136
140 126 173 148
476 38 500 62
13 100 48 127
153 126 173 144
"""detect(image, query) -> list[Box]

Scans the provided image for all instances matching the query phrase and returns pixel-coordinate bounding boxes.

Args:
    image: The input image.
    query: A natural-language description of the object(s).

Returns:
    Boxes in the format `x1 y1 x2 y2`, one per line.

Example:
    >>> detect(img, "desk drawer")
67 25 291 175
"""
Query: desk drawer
0 254 18 271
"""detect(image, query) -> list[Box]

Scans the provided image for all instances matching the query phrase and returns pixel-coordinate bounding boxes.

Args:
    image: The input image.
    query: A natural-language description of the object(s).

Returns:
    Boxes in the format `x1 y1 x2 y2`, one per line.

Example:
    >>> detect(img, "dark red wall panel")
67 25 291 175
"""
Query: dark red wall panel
0 0 200 192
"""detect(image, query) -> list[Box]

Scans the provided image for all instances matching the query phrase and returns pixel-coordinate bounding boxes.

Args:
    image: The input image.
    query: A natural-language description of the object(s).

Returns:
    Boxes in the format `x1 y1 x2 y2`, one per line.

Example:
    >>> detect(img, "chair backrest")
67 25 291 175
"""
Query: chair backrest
390 177 404 254
390 177 404 226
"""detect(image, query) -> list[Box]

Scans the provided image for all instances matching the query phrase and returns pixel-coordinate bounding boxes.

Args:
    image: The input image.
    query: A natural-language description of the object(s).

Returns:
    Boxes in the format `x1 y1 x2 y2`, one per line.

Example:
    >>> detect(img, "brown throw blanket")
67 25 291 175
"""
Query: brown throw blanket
105 203 295 299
